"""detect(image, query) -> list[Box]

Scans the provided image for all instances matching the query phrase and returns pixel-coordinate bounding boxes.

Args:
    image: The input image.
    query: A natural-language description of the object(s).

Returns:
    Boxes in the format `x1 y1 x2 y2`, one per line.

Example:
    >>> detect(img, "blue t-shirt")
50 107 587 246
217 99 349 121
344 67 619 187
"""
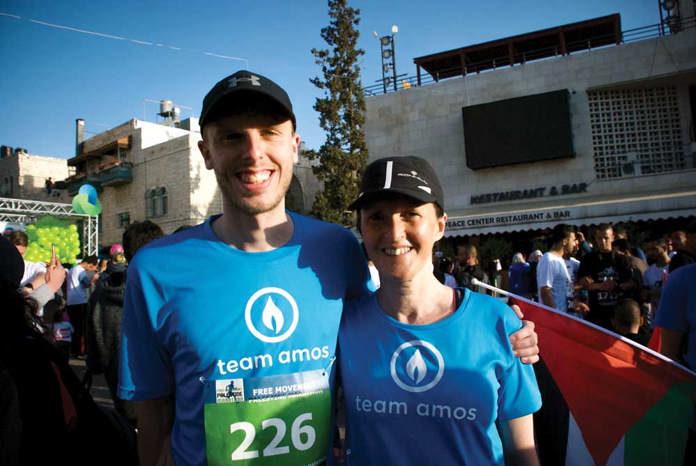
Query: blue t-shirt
656 263 696 369
339 289 541 466
119 213 370 466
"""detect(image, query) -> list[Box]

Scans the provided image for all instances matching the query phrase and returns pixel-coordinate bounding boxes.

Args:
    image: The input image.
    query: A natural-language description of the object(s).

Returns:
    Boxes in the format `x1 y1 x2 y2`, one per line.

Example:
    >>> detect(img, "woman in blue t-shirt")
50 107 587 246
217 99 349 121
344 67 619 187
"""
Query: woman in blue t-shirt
339 156 541 466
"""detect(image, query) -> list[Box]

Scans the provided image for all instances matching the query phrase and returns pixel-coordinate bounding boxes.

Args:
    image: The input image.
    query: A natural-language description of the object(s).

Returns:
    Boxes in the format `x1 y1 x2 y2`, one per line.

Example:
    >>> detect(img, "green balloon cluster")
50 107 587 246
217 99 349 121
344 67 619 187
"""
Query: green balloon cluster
24 216 81 265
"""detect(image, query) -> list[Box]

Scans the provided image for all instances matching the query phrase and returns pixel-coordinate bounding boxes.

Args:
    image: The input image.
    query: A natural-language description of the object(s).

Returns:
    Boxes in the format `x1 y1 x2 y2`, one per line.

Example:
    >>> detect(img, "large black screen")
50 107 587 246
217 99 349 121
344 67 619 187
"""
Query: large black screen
462 89 574 170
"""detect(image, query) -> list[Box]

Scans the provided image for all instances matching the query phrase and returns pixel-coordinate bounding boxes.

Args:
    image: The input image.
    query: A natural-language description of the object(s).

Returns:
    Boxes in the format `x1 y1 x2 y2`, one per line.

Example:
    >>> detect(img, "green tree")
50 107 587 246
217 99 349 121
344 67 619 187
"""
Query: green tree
310 0 367 225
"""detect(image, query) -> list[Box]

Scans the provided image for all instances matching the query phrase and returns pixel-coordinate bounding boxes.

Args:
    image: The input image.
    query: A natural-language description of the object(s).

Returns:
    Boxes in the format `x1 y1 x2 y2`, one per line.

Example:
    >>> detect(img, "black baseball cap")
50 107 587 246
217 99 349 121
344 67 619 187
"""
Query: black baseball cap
199 70 296 130
350 156 445 211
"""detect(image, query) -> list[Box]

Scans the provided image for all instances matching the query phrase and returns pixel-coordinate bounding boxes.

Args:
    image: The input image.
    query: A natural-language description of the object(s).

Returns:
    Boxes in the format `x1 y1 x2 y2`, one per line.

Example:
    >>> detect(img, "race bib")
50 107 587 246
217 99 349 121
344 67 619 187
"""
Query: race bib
204 370 331 466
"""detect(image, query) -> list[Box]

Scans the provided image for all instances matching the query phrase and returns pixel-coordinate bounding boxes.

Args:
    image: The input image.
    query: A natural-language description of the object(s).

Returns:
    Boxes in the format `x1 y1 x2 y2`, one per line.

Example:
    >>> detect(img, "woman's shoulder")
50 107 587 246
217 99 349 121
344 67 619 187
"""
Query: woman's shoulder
461 290 521 327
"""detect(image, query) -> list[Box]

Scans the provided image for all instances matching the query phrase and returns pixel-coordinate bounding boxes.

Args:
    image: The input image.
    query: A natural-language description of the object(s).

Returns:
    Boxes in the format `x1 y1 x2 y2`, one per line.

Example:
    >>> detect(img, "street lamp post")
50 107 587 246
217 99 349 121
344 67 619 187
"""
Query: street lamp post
374 24 398 93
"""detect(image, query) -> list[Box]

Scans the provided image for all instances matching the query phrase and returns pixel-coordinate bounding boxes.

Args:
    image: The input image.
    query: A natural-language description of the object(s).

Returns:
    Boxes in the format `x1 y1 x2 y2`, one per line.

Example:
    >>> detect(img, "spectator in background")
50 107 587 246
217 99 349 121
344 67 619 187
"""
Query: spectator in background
122 220 164 263
7 230 66 320
66 255 99 357
613 224 647 262
577 224 638 330
537 224 580 315
669 229 687 258
610 298 650 346
508 252 532 298
45 177 53 195
643 241 670 324
654 263 696 462
454 244 488 290
7 231 46 288
439 256 458 288
0 236 137 465
576 230 593 257
528 249 542 301
88 221 164 426
612 238 647 310
669 221 696 273
613 238 647 277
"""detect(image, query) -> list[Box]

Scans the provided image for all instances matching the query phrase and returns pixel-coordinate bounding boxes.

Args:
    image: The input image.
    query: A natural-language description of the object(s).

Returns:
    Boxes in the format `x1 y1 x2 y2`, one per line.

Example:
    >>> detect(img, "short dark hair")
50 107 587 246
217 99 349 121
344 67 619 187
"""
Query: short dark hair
457 244 478 258
8 230 28 247
595 223 613 235
612 238 630 253
439 257 454 273
551 224 575 245
81 255 98 266
122 220 164 262
614 298 642 326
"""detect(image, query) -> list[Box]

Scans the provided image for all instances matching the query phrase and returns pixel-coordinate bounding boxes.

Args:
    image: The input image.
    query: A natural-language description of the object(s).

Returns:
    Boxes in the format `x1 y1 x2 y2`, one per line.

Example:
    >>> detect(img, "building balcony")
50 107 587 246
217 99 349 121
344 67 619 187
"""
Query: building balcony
95 161 133 187
64 172 102 195
64 173 86 195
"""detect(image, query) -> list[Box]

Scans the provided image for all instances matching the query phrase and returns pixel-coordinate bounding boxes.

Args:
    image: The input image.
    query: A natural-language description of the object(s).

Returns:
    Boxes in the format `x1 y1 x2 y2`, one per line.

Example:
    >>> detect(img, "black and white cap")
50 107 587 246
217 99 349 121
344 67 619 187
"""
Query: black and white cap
350 156 445 211
199 70 296 129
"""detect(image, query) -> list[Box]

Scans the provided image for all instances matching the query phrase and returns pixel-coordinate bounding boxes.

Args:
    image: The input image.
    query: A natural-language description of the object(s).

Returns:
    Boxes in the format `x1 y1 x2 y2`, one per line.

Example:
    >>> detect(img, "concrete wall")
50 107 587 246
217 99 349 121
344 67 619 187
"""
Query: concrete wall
0 152 69 202
98 125 207 244
364 29 696 217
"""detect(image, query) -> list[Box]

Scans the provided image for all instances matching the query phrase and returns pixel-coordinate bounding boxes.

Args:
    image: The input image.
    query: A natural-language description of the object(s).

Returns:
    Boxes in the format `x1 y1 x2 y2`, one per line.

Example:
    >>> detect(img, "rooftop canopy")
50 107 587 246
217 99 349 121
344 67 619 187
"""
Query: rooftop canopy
413 13 621 84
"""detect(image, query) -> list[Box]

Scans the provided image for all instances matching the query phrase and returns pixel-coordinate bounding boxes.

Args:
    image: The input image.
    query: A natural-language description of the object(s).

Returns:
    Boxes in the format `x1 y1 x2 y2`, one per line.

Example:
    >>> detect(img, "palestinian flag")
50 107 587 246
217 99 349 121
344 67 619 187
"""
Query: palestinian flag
510 296 696 465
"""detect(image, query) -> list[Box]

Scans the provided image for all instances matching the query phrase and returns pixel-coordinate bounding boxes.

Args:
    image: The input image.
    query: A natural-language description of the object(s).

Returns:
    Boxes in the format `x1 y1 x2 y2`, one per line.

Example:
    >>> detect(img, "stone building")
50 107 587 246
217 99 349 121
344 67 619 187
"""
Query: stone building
0 147 70 202
364 3 696 251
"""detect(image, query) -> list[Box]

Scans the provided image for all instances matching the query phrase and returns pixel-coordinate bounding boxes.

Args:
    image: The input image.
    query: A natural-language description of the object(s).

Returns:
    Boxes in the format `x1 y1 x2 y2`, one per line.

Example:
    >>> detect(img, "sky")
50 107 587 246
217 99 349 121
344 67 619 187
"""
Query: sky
0 0 660 158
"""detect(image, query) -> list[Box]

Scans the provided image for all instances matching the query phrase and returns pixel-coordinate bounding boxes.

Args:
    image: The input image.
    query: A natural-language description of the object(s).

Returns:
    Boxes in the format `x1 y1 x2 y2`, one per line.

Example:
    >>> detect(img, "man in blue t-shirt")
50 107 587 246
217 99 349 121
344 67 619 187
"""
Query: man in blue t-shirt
119 70 541 466
655 263 696 461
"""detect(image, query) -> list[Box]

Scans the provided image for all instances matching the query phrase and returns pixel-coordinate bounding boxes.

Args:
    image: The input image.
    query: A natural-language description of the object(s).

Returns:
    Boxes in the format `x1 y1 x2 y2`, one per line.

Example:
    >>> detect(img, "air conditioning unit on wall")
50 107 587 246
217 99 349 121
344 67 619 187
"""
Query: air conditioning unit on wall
621 153 642 176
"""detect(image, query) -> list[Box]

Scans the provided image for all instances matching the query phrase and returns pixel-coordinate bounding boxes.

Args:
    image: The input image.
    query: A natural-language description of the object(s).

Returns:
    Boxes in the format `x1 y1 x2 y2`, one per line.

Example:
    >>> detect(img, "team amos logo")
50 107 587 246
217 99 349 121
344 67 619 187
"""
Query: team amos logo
390 340 445 393
244 287 299 343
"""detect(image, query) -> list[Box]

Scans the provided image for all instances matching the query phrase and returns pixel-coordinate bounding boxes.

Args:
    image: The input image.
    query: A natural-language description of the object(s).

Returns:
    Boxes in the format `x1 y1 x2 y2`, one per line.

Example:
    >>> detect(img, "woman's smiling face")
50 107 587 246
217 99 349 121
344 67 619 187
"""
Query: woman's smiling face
360 196 446 282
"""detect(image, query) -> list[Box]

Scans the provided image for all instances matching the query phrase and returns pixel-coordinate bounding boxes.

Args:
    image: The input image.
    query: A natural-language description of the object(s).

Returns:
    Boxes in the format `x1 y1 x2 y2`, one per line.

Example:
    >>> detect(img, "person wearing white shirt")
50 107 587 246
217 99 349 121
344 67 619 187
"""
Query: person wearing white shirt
66 255 99 356
537 225 577 314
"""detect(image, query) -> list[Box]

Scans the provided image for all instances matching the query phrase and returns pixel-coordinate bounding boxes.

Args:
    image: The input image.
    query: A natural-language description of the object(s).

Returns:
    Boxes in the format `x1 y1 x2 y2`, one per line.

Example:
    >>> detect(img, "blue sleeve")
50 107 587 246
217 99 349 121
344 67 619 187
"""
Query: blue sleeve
118 261 174 401
655 267 689 332
497 309 542 420
79 269 91 287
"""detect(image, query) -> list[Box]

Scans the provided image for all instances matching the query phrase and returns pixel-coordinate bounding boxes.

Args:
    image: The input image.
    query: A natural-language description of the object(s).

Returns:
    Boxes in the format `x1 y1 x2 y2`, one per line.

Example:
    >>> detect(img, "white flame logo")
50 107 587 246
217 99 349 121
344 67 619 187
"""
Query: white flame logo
244 287 299 343
390 340 444 393
261 297 284 335
406 350 427 384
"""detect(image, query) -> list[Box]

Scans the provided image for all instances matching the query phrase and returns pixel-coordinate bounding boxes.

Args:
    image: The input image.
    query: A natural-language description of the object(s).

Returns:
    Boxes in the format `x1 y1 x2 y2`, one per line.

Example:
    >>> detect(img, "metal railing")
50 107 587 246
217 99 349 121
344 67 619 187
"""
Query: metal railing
0 197 99 256
363 16 696 97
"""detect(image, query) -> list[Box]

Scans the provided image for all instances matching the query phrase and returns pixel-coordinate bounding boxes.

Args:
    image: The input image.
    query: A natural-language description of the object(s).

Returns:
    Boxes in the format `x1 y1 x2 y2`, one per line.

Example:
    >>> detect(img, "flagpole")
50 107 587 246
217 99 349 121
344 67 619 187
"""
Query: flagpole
471 278 696 377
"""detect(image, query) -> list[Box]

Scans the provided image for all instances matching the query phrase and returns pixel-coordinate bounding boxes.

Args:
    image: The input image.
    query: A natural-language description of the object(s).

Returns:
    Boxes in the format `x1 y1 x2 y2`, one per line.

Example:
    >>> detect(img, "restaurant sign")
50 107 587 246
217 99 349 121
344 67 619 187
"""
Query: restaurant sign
470 183 588 205
447 209 572 231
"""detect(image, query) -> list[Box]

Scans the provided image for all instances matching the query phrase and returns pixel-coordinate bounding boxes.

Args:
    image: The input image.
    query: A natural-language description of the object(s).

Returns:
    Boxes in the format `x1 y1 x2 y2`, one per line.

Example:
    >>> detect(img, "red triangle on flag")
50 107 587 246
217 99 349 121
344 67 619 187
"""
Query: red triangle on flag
512 298 694 466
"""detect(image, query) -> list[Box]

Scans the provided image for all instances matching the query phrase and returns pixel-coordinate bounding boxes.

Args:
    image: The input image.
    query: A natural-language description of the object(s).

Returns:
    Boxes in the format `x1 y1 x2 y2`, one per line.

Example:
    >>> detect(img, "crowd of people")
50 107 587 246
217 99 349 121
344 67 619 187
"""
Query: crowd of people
1 221 164 464
431 221 695 346
2 67 694 465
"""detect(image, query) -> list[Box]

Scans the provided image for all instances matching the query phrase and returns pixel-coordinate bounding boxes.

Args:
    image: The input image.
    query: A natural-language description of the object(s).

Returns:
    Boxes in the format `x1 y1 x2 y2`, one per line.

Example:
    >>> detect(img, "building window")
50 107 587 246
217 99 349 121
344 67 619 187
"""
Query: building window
117 146 129 161
118 212 131 228
588 86 685 179
0 176 13 196
146 186 168 218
